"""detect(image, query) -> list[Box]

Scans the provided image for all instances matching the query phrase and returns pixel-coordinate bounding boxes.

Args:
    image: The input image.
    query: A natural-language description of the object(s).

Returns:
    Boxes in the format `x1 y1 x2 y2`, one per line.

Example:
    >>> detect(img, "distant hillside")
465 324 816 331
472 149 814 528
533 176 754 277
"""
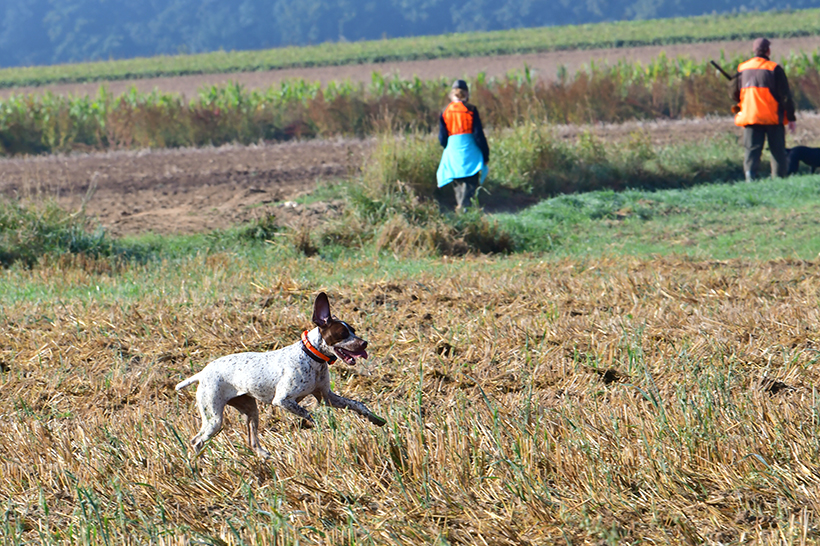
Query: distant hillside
2 0 820 68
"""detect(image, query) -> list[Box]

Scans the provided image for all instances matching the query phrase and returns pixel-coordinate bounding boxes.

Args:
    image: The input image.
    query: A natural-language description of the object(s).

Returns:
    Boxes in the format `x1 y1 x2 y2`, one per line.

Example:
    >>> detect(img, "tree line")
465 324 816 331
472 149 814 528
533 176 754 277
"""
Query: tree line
0 0 816 68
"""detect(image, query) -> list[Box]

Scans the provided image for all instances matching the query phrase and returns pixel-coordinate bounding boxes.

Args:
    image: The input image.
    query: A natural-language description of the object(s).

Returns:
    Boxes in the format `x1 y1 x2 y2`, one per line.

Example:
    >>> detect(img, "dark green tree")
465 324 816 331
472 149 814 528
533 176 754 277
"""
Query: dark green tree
1 0 819 67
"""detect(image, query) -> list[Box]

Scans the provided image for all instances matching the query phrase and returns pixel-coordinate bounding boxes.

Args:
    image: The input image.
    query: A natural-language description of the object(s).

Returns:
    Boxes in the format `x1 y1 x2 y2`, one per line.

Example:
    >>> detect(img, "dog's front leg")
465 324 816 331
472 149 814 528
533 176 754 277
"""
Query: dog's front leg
325 391 386 427
275 397 315 428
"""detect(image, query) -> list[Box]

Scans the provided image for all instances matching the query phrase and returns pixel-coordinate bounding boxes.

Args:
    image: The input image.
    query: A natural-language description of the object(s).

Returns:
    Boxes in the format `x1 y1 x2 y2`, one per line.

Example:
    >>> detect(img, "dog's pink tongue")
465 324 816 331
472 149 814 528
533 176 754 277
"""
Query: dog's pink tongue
355 350 368 360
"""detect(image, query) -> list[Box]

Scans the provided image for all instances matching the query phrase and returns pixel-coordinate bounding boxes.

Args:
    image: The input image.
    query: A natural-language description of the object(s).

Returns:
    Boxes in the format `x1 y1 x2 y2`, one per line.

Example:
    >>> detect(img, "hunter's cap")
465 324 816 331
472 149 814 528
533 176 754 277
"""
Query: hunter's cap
452 79 469 91
753 37 771 56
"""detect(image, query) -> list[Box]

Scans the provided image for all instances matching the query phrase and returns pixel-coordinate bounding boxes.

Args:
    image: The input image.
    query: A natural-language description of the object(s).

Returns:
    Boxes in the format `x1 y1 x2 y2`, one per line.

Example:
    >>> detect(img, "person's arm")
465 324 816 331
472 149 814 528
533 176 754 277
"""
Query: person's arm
439 113 449 148
731 71 741 103
774 65 797 122
470 106 490 164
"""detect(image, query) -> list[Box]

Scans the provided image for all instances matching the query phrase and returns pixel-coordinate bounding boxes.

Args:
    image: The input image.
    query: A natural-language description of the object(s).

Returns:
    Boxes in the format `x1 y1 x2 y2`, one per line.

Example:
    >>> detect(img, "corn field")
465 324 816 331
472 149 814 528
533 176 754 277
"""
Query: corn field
2 51 820 156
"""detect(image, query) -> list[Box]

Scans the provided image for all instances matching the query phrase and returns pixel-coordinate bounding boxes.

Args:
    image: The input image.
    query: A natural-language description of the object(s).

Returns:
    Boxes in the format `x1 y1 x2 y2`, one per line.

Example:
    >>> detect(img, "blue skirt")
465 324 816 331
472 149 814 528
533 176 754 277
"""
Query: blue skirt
436 133 489 188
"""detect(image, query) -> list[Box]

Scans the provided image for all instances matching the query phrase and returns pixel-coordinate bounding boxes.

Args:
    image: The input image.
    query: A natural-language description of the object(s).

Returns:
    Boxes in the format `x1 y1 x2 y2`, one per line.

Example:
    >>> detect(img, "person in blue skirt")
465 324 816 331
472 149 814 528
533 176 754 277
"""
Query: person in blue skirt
437 80 490 211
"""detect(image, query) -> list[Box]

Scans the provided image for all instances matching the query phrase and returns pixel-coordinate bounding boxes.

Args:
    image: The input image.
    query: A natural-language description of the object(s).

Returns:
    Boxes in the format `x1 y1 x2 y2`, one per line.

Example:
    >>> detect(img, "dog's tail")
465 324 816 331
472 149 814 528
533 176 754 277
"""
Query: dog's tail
175 374 200 391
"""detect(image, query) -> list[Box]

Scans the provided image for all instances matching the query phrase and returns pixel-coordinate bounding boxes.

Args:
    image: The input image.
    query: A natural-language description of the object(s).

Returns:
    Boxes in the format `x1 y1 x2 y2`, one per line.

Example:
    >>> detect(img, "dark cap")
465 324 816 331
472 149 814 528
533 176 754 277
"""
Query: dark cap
451 79 469 91
753 37 771 56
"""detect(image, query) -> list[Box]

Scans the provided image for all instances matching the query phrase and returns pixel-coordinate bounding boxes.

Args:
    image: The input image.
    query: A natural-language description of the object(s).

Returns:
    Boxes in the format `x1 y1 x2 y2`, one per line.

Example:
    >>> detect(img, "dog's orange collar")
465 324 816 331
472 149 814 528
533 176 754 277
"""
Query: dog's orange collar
301 330 337 364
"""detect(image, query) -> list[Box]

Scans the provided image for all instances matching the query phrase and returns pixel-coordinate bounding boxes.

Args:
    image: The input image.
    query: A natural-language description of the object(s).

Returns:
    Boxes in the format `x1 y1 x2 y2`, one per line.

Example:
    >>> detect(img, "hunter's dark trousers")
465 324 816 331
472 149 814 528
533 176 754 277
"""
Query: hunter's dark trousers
744 124 787 179
452 173 480 209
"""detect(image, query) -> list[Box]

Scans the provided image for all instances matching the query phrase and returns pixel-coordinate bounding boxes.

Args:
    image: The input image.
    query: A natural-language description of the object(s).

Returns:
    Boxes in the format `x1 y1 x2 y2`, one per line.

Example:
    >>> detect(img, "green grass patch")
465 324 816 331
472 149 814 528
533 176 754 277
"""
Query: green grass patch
0 199 147 267
498 174 820 259
2 125 816 292
3 171 819 306
1 9 820 88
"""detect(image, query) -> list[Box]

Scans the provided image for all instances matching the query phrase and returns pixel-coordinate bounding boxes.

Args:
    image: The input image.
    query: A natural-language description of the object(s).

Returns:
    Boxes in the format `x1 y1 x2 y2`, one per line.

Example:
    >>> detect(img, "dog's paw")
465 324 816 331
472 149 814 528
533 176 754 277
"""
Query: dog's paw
256 448 272 460
369 414 387 427
298 418 315 430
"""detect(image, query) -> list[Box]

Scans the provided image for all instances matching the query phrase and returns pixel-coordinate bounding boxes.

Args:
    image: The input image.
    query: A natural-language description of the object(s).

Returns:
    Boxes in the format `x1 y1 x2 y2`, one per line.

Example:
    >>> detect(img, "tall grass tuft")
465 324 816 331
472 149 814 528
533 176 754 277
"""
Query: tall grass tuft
360 132 441 201
236 213 281 242
0 199 119 267
490 123 573 193
362 125 743 206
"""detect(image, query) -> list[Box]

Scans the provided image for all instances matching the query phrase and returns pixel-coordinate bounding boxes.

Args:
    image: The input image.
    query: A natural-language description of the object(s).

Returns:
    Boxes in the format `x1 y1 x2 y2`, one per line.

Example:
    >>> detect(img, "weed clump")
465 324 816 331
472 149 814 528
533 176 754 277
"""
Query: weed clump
289 224 320 256
348 135 515 255
450 208 514 254
361 133 440 201
0 199 122 267
237 213 281 242
490 123 572 194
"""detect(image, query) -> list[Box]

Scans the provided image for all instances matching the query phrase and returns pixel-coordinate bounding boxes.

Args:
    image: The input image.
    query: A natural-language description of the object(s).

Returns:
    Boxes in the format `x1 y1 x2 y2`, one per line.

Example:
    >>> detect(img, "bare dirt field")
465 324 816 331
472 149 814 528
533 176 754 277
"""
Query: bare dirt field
0 138 370 237
4 36 820 100
5 112 820 238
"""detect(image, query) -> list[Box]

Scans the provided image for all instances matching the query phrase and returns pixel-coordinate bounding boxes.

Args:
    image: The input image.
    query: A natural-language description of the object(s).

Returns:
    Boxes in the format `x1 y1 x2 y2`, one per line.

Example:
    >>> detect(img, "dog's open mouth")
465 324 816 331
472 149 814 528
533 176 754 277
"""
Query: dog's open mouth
335 347 368 365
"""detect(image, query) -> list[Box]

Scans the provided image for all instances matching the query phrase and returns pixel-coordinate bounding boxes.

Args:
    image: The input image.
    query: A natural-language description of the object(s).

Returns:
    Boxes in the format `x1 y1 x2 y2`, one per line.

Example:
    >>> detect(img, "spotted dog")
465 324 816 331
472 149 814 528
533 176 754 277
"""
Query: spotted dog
175 292 386 460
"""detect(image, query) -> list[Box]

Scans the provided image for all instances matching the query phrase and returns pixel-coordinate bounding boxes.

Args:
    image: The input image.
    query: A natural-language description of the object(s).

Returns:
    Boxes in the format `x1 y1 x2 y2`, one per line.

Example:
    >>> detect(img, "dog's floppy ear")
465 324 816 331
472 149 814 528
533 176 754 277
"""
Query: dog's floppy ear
312 292 331 327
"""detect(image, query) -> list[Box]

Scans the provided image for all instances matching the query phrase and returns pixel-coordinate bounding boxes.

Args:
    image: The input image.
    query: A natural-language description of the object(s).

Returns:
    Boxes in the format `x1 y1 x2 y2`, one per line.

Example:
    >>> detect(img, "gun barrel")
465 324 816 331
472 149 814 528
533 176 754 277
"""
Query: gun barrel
710 60 736 80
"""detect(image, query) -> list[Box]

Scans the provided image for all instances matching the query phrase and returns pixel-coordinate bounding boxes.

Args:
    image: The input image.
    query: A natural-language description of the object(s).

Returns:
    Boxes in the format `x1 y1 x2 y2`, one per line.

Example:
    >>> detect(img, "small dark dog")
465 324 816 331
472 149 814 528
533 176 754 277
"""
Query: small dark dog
787 146 820 175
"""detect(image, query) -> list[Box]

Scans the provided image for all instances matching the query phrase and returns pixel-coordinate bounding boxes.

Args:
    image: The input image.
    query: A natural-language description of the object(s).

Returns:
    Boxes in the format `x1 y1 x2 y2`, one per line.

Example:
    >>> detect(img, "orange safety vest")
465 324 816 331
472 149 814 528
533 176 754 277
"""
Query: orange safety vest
442 101 474 135
734 57 785 127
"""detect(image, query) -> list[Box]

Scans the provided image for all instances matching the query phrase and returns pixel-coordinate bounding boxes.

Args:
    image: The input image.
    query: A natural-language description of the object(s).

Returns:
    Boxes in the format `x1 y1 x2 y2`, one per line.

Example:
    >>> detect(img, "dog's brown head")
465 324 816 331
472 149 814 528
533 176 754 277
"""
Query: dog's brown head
312 292 368 365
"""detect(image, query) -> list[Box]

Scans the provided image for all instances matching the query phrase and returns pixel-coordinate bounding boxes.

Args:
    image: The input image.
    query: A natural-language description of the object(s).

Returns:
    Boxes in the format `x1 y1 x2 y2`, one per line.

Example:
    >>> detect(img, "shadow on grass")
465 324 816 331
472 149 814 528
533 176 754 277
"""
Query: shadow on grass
438 156 747 215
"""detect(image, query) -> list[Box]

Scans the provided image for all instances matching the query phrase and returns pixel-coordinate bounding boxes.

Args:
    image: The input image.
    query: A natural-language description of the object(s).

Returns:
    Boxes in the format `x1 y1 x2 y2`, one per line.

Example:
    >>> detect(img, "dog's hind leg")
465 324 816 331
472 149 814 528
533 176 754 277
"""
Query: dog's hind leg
325 391 386 427
787 150 801 176
227 394 271 459
191 417 224 458
190 389 227 460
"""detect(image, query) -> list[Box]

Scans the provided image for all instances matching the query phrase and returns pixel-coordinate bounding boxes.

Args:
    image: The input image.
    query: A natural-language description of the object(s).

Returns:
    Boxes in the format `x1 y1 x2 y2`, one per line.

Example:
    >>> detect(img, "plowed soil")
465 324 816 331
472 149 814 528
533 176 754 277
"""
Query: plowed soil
0 138 370 237
5 112 820 237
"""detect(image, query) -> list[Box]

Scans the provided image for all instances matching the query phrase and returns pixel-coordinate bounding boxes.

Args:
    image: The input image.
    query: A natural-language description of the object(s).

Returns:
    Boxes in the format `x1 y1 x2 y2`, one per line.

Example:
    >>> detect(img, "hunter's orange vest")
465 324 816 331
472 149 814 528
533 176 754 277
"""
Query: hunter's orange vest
443 101 474 135
735 57 784 127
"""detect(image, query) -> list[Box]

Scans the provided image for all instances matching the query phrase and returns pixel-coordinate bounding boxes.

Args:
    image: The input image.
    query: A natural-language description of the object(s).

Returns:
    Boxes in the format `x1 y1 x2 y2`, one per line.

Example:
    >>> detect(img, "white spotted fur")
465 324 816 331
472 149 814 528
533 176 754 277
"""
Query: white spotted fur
176 294 385 460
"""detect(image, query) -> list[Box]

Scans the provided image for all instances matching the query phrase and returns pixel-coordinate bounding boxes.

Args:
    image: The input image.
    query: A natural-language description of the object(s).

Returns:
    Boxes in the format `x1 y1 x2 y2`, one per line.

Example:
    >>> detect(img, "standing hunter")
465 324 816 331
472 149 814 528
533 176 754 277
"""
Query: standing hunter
437 80 490 211
733 37 796 181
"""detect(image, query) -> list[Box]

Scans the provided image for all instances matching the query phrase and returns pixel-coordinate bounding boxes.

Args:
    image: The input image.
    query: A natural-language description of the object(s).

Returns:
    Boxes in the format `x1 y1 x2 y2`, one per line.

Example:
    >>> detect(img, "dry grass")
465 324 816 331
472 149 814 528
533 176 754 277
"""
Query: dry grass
2 255 820 544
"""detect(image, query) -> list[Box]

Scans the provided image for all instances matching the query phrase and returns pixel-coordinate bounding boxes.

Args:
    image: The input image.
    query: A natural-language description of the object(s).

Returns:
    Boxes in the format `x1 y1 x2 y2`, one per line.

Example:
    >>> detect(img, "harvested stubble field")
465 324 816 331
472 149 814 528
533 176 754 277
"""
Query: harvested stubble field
4 47 820 543
1 254 820 543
